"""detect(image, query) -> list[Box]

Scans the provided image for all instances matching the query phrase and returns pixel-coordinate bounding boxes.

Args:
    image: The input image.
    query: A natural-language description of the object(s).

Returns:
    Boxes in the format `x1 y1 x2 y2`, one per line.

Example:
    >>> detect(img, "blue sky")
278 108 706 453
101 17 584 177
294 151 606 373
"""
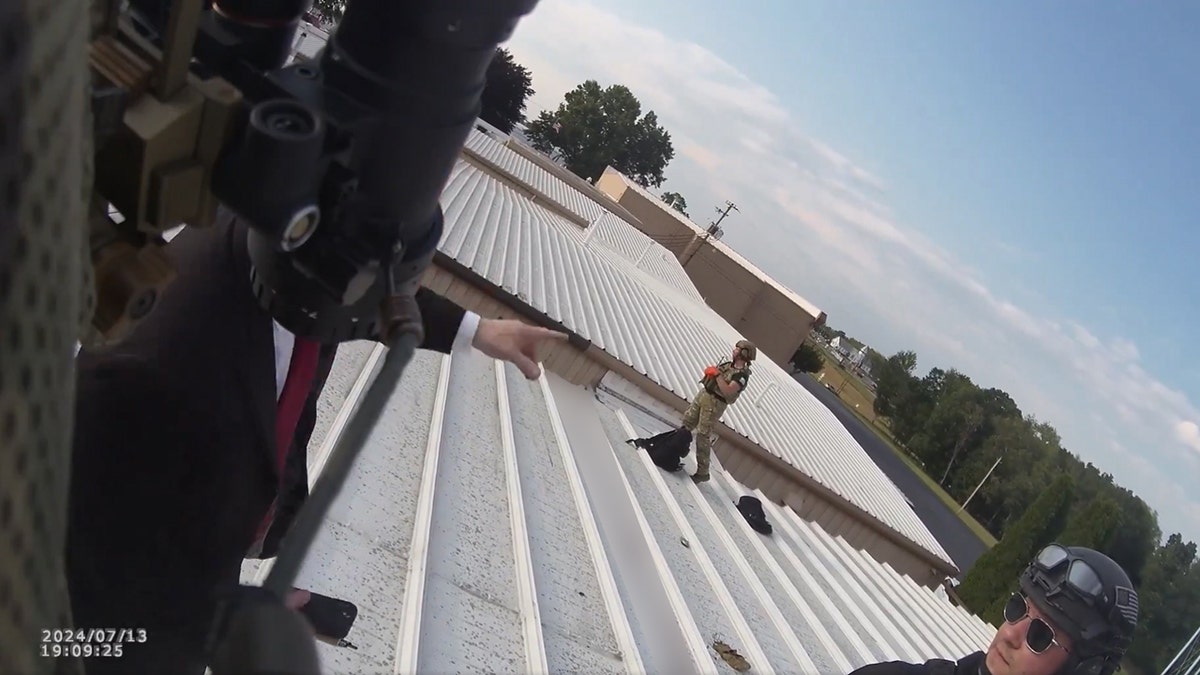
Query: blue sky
505 1 1200 543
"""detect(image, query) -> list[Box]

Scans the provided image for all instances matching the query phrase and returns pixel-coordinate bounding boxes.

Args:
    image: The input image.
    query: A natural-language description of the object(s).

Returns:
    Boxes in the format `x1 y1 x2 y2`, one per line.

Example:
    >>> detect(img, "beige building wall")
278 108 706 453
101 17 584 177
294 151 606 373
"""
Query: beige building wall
595 167 825 366
739 285 819 366
594 170 696 255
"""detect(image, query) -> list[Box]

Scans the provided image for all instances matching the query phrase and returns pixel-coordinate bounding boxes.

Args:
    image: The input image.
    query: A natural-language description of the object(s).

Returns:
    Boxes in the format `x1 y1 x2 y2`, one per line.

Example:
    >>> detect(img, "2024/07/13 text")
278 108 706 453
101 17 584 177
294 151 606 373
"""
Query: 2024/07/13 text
41 628 148 658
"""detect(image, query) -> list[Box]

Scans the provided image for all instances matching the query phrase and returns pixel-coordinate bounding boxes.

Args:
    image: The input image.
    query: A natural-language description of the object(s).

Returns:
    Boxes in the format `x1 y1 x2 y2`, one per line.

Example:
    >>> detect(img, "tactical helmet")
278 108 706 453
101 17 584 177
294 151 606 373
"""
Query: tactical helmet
1019 545 1139 675
735 340 757 362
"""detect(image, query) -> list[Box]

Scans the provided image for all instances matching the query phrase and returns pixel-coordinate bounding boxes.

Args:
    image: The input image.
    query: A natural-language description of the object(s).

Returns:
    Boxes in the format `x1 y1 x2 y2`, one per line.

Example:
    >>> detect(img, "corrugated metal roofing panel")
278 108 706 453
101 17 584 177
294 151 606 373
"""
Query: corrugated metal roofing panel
241 349 992 673
464 129 605 224
463 133 706 305
587 212 705 302
435 162 952 566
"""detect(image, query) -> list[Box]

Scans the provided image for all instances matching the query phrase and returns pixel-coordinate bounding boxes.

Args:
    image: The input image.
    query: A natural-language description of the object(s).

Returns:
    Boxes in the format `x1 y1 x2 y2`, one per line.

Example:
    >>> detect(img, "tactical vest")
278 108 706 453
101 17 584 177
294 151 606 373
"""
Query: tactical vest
704 361 751 404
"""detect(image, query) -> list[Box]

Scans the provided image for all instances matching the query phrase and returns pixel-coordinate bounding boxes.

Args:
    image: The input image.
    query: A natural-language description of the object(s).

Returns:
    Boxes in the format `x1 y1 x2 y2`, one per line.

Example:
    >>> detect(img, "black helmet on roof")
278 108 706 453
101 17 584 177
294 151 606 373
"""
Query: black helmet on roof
1019 544 1139 675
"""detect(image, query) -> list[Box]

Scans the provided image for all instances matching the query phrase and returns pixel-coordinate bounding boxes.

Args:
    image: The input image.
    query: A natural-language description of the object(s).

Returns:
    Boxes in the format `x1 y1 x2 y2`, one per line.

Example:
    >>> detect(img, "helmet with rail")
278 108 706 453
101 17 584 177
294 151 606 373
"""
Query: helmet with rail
1018 545 1139 675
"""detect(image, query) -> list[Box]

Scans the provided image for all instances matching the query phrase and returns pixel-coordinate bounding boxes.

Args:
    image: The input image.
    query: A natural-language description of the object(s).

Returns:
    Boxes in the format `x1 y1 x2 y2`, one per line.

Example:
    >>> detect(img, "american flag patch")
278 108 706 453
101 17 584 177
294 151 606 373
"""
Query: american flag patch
1115 586 1139 625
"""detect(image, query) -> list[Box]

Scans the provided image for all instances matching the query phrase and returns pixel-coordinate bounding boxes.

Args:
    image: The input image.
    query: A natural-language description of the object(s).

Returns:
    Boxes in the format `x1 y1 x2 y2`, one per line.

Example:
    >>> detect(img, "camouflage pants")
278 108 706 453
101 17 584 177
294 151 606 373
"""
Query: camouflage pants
681 391 726 478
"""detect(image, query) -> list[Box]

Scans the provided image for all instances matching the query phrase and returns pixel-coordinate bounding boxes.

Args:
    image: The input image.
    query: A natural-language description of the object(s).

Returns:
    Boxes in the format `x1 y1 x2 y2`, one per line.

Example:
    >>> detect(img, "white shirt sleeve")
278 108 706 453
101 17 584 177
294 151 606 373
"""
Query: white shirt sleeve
453 311 481 354
273 320 295 402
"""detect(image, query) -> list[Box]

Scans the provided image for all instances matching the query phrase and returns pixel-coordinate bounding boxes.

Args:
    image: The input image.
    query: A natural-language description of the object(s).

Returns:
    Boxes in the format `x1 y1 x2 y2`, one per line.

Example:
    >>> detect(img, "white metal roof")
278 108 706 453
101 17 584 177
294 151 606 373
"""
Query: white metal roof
465 128 606 225
462 131 703 302
241 344 994 674
600 167 827 321
437 159 953 567
585 211 707 303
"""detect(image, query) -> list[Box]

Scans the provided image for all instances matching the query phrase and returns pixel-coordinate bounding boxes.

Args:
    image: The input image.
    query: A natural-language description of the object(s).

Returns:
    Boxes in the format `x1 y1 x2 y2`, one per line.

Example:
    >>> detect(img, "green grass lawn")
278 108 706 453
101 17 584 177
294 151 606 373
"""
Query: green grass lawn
813 352 878 420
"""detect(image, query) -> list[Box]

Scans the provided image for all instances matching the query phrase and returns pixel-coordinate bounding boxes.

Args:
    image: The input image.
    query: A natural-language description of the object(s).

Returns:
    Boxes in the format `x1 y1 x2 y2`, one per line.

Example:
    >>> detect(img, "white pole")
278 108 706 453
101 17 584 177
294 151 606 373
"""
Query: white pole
753 381 776 407
633 239 655 266
1161 625 1200 675
957 455 1002 514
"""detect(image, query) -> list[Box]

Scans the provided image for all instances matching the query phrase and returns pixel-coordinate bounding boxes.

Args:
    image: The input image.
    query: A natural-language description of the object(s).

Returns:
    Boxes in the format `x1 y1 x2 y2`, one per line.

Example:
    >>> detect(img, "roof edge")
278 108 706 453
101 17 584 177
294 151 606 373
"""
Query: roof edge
592 373 959 579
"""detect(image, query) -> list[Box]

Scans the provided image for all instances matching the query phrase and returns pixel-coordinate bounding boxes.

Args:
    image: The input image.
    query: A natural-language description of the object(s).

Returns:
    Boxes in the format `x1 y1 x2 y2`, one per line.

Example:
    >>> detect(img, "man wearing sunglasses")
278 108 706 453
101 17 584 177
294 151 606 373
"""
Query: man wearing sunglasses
849 544 1139 675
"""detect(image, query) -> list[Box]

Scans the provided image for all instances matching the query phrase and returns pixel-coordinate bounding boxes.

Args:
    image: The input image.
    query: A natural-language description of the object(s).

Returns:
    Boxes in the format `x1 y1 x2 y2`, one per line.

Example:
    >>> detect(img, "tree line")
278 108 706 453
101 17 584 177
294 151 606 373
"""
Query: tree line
871 348 1200 672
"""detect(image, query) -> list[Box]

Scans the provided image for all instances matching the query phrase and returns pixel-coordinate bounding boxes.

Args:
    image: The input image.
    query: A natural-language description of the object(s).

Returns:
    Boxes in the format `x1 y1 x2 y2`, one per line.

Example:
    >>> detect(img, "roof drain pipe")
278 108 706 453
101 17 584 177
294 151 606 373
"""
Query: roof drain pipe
581 212 603 245
633 239 655 268
753 381 777 408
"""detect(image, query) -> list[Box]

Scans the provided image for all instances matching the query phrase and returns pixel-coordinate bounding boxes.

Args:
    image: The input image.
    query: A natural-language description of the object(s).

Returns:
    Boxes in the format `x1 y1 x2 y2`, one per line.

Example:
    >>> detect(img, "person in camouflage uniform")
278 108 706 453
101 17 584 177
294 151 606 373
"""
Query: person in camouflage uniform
682 339 756 483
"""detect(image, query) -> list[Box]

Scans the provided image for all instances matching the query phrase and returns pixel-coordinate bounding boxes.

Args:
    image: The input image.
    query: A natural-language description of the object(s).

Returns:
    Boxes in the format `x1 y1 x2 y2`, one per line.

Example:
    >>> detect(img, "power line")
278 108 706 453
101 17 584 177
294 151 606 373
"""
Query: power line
681 200 738 266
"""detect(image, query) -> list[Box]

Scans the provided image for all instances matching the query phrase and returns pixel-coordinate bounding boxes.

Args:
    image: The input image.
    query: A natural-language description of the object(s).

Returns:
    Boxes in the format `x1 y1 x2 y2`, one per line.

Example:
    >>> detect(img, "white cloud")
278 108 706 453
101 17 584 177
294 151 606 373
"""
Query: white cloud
505 0 1200 543
1175 421 1200 453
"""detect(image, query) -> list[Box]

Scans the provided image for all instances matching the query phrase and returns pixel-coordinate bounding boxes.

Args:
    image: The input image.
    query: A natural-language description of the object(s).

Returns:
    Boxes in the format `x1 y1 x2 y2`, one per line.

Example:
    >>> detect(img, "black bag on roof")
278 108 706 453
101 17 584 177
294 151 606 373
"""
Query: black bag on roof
626 427 693 472
736 496 772 535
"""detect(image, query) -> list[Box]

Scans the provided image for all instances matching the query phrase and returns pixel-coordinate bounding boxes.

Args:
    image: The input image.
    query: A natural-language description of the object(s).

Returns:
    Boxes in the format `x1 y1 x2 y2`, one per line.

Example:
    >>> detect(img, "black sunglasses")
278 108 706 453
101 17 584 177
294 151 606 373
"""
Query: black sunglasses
1004 593 1070 655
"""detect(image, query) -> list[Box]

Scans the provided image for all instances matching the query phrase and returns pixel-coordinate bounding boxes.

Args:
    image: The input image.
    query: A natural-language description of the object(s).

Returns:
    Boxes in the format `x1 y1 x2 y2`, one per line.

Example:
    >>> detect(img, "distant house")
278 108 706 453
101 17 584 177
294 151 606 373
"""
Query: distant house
829 336 850 355
830 336 868 368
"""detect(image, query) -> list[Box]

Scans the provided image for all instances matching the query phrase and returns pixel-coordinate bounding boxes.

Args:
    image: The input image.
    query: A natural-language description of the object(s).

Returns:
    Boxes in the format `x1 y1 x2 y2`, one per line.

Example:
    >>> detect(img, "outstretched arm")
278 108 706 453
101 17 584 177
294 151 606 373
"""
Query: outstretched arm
472 318 569 379
412 287 568 380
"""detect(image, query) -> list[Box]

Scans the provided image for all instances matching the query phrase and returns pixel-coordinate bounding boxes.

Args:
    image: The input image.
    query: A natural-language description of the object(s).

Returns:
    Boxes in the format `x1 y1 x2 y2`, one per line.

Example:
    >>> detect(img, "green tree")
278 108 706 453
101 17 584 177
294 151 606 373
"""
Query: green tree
1104 490 1159 584
863 347 885 375
790 343 824 374
958 473 1075 624
902 369 985 486
479 48 535 134
886 366 943 445
948 415 1051 537
1126 534 1200 673
1058 496 1121 551
525 80 676 187
872 350 919 419
660 190 689 216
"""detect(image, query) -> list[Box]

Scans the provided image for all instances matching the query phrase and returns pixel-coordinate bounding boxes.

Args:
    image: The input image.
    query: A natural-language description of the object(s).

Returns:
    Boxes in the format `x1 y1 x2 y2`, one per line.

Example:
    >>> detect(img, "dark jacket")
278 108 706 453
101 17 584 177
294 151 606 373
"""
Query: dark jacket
848 651 988 675
66 210 465 675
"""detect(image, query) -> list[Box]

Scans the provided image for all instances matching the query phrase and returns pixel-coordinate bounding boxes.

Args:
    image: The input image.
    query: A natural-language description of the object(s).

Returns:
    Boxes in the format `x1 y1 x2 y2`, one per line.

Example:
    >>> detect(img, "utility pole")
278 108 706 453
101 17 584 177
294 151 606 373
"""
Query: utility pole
708 200 739 235
679 200 737 266
957 455 1002 515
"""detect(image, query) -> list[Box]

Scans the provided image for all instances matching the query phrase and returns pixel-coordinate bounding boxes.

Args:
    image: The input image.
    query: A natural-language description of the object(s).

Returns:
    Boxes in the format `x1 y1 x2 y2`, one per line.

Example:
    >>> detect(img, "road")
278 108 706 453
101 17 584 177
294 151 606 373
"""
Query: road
792 373 989 578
